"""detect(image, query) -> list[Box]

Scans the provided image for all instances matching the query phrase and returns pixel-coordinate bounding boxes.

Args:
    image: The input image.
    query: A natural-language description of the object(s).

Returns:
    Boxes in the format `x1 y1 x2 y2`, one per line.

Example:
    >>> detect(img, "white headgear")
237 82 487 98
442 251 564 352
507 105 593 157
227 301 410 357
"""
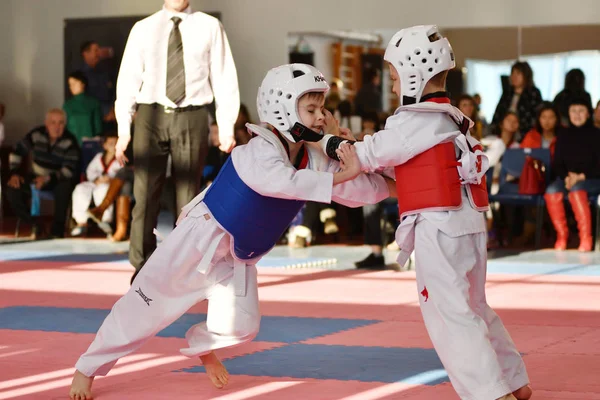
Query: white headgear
384 25 455 106
257 64 330 142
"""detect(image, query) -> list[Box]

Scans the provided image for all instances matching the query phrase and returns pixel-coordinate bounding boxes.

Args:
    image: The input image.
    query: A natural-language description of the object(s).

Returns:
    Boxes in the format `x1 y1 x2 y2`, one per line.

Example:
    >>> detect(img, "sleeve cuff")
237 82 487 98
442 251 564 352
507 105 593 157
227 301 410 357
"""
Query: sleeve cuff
218 123 235 143
118 129 131 141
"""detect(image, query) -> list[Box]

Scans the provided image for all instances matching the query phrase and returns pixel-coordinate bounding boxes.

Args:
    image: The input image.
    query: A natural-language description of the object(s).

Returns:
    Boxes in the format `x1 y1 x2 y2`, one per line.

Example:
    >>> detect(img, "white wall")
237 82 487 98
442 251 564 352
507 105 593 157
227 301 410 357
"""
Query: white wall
2 0 600 143
286 34 335 86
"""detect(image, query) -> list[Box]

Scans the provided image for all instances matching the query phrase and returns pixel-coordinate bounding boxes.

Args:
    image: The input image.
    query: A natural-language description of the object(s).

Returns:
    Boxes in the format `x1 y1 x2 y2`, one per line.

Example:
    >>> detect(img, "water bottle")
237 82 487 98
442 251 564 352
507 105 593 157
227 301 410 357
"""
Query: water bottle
30 184 41 216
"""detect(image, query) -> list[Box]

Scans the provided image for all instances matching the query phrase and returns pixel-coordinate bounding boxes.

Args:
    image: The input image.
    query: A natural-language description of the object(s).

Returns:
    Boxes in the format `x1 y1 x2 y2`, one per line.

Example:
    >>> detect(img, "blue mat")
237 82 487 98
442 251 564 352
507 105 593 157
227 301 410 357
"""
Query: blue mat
0 251 129 263
0 306 379 344
178 344 449 385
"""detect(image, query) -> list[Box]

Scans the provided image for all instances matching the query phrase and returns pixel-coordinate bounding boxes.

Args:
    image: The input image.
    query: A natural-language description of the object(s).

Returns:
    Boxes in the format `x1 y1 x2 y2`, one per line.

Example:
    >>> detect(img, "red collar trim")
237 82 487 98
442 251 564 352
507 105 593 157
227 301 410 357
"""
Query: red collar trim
102 154 116 173
424 97 451 104
270 127 309 170
421 91 451 104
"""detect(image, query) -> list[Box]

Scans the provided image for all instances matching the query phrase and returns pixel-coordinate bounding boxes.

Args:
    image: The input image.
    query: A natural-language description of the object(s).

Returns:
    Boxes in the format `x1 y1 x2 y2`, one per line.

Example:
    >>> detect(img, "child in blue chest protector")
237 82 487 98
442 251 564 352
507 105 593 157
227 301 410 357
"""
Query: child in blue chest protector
70 63 394 399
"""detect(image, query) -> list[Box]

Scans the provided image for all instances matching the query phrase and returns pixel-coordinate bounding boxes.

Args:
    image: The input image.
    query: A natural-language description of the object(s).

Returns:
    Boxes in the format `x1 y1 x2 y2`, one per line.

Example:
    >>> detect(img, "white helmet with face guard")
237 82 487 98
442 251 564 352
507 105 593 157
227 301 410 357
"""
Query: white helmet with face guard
384 25 455 106
257 63 330 142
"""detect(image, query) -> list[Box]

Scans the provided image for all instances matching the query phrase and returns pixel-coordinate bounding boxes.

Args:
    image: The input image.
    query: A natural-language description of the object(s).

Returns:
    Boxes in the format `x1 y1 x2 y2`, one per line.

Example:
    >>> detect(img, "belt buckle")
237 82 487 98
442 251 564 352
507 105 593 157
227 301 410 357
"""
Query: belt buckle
163 106 175 114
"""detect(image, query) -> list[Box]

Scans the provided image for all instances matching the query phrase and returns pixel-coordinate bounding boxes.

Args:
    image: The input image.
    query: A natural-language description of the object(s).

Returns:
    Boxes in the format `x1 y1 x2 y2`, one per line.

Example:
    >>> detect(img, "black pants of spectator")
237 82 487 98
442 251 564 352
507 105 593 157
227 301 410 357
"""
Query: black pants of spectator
129 104 209 272
5 178 73 237
362 203 383 246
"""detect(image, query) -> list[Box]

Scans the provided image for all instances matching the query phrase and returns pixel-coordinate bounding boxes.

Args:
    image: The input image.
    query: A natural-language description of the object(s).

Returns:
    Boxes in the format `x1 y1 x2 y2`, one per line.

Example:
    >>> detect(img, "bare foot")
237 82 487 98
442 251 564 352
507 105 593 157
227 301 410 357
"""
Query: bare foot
199 351 229 389
513 385 533 400
69 370 94 399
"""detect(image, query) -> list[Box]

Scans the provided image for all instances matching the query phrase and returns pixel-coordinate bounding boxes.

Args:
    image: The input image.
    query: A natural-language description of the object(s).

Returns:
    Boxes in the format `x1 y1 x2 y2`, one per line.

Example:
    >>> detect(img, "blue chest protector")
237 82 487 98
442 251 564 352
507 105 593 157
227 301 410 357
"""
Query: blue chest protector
203 157 305 261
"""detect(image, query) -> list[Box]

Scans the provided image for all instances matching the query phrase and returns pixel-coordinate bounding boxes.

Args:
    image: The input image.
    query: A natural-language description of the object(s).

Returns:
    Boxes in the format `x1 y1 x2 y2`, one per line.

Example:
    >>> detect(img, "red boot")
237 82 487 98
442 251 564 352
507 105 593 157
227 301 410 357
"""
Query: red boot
569 190 593 252
544 192 568 250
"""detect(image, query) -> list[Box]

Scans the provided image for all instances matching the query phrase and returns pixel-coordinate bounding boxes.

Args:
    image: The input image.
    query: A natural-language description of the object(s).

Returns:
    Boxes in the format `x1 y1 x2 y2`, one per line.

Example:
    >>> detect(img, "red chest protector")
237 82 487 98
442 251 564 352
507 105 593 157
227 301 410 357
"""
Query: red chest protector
394 97 489 219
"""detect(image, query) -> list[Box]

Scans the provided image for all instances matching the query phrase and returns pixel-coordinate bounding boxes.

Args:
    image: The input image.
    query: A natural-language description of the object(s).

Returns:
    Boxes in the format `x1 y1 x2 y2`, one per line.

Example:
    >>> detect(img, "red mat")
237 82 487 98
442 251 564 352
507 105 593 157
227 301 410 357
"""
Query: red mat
2 254 600 399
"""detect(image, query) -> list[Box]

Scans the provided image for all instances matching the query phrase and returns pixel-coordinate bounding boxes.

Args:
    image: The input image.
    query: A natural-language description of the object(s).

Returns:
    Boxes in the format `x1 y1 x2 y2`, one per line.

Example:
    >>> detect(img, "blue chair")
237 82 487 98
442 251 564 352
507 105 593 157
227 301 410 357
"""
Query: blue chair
488 148 552 249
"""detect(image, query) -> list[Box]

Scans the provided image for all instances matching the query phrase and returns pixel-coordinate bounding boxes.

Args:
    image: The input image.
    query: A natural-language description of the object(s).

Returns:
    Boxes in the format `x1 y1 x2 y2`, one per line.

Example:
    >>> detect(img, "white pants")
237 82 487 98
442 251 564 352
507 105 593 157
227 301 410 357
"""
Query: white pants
72 182 113 224
414 219 529 400
75 211 260 377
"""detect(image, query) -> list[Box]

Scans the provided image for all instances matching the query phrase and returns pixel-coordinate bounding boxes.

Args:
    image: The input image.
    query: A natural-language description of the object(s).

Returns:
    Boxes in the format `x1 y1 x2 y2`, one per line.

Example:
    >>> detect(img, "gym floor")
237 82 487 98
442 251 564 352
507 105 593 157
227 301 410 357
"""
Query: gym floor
1 232 599 399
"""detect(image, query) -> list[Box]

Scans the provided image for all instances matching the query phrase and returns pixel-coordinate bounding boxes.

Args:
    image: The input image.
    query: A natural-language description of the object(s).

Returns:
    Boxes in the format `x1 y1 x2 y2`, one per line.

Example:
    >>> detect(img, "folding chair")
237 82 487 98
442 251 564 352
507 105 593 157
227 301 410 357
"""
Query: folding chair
488 148 552 249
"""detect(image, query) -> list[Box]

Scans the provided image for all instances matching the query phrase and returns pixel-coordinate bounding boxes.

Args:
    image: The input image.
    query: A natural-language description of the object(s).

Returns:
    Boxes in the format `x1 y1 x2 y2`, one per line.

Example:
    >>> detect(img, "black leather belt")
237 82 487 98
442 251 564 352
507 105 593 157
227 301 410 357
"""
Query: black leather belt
147 103 206 114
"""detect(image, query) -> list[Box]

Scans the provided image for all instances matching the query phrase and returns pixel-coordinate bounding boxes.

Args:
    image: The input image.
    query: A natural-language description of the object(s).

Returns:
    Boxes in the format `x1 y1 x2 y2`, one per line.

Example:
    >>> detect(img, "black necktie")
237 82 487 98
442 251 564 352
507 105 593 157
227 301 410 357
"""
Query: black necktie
166 16 186 105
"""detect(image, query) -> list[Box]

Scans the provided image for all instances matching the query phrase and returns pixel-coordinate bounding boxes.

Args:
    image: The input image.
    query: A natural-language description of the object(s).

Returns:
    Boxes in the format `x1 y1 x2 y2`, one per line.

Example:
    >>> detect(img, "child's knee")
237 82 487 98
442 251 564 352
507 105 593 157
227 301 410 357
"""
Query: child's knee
570 182 587 192
73 184 86 196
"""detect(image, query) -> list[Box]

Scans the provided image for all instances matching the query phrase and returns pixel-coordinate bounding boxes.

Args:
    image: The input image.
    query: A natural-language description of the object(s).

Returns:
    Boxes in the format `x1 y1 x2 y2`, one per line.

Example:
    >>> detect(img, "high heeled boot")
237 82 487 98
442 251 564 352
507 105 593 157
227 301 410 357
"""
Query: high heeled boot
544 192 568 250
569 190 593 252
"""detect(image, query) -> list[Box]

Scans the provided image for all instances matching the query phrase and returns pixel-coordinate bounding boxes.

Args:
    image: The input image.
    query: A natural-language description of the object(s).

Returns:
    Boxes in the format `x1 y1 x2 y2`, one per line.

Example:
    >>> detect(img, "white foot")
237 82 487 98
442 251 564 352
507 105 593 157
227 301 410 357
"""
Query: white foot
200 352 229 389
69 370 94 400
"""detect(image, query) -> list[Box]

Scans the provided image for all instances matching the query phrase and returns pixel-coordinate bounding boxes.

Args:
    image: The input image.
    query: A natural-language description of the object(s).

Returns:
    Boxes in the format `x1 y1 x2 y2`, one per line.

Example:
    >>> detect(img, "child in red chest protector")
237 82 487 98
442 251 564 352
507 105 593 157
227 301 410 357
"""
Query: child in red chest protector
320 25 532 400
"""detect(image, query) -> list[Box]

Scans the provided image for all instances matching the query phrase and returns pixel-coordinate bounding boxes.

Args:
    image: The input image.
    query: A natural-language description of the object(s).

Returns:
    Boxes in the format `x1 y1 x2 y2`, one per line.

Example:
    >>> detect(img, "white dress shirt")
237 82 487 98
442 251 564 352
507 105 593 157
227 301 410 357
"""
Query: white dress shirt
115 5 240 144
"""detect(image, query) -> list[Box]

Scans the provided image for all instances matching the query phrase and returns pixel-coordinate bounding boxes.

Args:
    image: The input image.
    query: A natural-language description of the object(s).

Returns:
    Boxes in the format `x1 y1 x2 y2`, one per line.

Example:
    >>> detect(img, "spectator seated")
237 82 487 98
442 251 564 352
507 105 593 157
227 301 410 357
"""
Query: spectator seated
488 148 552 248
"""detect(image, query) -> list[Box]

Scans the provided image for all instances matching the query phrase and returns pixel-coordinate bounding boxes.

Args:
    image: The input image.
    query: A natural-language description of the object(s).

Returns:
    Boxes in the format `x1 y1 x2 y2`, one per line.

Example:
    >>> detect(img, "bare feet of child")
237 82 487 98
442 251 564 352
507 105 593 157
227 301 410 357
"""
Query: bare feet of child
69 370 94 399
200 351 229 388
513 385 533 399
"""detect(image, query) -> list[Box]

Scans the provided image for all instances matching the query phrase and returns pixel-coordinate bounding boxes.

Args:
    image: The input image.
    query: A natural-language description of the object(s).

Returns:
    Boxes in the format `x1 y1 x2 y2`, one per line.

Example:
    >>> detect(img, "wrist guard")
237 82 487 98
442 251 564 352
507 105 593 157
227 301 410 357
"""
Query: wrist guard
325 136 355 161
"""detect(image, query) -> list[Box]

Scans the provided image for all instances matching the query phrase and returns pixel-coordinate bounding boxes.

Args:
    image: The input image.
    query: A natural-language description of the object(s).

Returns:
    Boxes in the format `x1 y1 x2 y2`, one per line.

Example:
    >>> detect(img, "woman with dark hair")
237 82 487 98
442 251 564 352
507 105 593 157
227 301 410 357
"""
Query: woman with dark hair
482 112 520 247
456 94 487 140
593 100 600 129
482 111 520 170
520 102 560 158
491 61 543 139
553 69 593 126
512 103 561 246
544 97 600 252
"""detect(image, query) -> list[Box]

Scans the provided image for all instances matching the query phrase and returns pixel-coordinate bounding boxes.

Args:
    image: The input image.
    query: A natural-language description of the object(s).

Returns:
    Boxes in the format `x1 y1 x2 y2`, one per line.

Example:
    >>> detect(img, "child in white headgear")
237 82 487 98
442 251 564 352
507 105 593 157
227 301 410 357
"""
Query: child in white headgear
70 63 395 398
320 26 531 400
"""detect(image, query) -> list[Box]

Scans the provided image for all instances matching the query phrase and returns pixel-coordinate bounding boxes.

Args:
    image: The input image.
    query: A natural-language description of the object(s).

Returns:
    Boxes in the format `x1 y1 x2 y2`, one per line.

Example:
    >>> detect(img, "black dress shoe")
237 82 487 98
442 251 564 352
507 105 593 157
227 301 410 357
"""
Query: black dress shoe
355 253 386 270
30 224 48 240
